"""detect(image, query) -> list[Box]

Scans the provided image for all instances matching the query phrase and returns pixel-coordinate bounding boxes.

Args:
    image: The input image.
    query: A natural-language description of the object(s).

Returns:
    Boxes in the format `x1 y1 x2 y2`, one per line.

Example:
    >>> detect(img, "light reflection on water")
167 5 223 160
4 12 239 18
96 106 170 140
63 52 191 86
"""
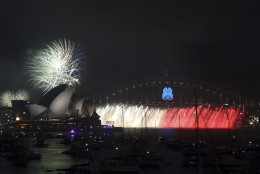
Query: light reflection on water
0 137 87 174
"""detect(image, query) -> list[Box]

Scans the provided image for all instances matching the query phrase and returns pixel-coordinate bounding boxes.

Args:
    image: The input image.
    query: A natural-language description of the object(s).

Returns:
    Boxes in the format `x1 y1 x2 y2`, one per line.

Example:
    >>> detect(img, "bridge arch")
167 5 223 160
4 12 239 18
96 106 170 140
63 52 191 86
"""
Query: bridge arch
94 78 254 107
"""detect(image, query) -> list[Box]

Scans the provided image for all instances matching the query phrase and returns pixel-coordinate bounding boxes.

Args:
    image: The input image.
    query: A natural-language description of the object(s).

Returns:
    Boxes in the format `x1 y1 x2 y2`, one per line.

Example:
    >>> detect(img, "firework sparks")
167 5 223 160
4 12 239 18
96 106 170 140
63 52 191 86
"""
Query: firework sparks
0 90 29 107
27 39 85 93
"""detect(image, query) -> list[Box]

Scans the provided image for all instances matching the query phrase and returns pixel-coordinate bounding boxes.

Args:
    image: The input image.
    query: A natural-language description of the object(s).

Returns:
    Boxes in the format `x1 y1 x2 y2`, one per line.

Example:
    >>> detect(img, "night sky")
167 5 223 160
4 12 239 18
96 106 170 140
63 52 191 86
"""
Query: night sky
0 0 259 102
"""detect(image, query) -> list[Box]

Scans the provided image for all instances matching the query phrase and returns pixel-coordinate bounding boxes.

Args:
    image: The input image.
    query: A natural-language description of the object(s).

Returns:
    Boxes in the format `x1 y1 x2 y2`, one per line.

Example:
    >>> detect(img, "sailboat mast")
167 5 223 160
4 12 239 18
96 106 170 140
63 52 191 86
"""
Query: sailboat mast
194 87 202 174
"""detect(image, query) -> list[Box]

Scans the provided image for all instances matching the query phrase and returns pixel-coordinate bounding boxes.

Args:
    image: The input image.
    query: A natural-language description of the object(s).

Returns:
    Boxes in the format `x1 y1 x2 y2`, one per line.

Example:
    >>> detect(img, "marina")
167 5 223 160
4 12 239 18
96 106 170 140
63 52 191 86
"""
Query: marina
0 128 260 174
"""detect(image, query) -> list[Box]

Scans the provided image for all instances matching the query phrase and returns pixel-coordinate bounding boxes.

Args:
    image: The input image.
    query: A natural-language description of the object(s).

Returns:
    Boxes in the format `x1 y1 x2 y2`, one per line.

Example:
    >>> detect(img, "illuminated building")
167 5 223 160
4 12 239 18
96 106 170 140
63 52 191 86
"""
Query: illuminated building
12 100 30 121
0 107 13 123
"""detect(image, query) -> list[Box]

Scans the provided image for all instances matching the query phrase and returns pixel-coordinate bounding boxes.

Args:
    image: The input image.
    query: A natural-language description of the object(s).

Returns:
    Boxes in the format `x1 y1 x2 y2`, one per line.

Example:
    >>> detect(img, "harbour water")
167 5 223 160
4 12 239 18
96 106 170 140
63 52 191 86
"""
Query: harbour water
0 128 260 174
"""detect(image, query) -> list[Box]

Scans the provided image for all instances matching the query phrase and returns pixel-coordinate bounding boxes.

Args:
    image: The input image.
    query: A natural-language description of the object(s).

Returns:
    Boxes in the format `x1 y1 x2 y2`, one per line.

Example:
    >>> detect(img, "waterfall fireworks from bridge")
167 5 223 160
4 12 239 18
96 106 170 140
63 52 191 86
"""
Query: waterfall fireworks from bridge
96 104 245 129
95 78 253 129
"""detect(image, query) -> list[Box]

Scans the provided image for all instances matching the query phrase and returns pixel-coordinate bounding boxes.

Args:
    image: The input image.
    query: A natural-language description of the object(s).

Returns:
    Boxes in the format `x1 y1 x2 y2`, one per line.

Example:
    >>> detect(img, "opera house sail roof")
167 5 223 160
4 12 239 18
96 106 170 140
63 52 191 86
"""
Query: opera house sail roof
38 84 67 108
49 87 74 117
68 94 86 116
28 104 48 118
28 85 98 120
29 85 75 118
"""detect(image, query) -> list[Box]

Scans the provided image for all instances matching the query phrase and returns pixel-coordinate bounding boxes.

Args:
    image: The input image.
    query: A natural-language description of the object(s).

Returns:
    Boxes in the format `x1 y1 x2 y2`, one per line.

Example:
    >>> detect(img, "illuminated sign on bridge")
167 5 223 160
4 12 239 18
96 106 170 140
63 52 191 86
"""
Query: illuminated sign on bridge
162 87 173 100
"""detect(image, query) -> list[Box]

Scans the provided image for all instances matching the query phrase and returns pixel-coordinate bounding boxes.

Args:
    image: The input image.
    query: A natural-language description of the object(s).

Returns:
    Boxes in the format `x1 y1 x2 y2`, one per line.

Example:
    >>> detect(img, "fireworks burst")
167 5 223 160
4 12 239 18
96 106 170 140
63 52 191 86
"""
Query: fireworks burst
0 90 30 107
27 39 85 93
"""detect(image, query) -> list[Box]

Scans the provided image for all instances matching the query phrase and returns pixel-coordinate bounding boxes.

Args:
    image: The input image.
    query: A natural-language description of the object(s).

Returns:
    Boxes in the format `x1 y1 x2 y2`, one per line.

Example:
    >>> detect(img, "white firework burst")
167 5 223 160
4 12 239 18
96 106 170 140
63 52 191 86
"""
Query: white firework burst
28 39 85 93
0 90 30 107
0 91 13 107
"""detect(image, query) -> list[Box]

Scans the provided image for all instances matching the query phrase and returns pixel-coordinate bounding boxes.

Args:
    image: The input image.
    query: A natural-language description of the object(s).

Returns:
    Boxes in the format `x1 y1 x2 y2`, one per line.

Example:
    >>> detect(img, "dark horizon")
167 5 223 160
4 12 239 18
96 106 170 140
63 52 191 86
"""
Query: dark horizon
0 1 259 103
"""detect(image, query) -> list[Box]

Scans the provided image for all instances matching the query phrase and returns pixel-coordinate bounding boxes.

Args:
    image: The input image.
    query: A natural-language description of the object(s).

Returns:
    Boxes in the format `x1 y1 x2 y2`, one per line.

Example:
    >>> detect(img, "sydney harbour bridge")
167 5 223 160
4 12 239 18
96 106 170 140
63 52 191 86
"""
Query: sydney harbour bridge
93 78 259 129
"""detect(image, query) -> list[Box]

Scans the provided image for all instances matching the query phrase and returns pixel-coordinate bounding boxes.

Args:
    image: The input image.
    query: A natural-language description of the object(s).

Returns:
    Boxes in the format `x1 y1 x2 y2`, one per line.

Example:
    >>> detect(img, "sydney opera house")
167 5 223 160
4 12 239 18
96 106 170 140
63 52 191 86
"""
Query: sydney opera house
1 84 101 131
